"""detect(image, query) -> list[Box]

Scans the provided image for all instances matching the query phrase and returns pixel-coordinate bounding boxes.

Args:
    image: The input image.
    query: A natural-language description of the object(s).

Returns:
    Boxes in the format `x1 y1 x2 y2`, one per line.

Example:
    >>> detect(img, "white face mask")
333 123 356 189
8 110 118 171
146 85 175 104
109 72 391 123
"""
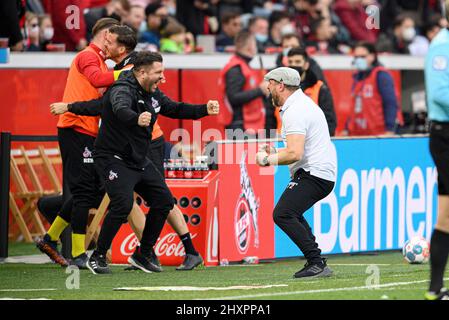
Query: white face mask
281 24 296 36
43 27 54 41
402 27 416 42
28 25 39 37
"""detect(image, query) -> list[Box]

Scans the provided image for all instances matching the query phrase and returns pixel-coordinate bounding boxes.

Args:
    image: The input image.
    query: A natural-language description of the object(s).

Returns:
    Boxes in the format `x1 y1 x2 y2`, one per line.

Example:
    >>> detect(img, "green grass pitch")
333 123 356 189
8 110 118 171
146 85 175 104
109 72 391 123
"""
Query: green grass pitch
0 243 446 300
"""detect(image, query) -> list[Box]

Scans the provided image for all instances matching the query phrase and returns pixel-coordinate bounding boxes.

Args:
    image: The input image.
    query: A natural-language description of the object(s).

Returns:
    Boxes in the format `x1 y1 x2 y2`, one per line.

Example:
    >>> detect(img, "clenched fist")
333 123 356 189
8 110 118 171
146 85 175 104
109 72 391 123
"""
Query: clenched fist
258 143 277 155
50 102 69 115
256 151 269 167
207 100 219 115
138 111 152 127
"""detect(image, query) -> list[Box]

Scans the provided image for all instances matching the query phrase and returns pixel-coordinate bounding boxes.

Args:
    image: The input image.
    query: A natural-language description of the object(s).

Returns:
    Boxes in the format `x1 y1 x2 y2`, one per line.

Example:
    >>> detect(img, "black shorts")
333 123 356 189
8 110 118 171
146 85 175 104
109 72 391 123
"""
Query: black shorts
429 121 449 195
58 128 103 208
148 136 165 176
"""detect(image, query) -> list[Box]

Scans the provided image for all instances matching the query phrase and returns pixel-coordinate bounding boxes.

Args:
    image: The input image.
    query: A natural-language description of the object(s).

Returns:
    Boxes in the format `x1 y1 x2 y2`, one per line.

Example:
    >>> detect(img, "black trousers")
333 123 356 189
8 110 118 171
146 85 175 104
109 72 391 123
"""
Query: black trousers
58 128 103 235
429 121 449 195
94 156 174 256
273 169 335 263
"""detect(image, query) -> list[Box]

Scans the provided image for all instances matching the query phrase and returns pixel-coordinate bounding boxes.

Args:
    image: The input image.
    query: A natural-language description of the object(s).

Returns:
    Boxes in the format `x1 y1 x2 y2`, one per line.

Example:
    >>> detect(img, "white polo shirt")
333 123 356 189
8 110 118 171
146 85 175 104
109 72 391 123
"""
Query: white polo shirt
280 89 337 182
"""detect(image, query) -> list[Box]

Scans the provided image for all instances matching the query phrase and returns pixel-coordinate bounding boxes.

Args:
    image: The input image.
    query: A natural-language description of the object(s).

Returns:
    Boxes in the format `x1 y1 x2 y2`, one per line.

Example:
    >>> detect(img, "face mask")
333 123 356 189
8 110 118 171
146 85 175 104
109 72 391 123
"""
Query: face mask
353 57 369 71
139 20 147 33
290 66 304 77
283 47 291 57
43 27 54 41
29 25 39 37
255 33 268 43
108 13 122 22
402 27 416 42
167 6 176 16
281 24 296 36
160 17 168 30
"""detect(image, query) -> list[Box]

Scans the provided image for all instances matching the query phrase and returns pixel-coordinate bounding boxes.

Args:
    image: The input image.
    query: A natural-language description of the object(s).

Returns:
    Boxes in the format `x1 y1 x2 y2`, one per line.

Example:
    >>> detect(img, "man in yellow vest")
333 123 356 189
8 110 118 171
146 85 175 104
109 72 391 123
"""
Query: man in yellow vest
35 18 120 268
286 47 336 136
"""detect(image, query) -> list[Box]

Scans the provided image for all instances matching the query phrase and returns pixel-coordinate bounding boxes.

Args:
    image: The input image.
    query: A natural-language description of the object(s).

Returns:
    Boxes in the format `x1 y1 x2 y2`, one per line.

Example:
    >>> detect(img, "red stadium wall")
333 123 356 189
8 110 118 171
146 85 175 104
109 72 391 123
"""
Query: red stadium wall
0 69 401 138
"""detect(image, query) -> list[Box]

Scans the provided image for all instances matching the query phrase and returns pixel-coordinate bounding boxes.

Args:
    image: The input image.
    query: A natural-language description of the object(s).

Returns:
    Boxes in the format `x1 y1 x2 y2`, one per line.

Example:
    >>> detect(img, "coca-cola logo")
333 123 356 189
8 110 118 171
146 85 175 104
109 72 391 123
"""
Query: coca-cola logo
234 197 251 254
120 233 140 256
120 232 197 257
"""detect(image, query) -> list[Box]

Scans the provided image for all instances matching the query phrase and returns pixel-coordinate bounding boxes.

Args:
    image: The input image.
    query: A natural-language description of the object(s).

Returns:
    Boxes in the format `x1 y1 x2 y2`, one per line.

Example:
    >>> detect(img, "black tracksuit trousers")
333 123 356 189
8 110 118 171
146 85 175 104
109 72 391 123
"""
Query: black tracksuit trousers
94 156 174 256
273 169 334 264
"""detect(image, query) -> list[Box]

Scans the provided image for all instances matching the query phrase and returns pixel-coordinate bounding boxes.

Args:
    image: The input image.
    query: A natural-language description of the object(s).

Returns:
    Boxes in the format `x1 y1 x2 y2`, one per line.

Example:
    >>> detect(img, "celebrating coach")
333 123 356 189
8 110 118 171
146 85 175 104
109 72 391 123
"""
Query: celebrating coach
256 67 336 279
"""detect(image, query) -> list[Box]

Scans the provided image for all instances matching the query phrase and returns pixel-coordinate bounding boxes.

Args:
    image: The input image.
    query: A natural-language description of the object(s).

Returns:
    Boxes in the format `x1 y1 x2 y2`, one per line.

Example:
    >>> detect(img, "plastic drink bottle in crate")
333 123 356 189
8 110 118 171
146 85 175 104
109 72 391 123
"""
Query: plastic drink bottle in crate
184 161 194 179
175 159 184 179
166 159 176 179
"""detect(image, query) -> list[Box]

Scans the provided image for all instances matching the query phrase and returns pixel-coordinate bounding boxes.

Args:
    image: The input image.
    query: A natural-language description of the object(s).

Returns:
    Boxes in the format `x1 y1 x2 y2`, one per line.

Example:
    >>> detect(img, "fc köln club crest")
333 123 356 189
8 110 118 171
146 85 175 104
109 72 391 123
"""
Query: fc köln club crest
234 152 260 254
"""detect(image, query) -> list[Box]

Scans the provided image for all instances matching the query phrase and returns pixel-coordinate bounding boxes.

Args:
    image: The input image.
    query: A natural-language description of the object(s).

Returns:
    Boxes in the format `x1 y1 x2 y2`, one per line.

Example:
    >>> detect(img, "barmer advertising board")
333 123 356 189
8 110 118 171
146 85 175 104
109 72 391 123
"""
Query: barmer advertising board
274 136 438 258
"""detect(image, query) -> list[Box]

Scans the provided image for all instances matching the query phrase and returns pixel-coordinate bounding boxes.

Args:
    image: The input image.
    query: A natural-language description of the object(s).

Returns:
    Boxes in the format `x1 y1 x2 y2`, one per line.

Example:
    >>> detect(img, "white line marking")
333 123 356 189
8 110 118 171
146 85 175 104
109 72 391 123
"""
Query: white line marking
114 285 288 292
0 298 52 300
0 289 57 292
329 264 392 266
200 278 449 300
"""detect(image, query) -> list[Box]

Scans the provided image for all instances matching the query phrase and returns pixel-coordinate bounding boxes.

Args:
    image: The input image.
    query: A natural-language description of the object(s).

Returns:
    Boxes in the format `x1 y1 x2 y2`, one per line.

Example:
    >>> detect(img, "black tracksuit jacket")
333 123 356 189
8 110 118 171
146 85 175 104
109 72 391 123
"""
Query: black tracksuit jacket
68 71 208 169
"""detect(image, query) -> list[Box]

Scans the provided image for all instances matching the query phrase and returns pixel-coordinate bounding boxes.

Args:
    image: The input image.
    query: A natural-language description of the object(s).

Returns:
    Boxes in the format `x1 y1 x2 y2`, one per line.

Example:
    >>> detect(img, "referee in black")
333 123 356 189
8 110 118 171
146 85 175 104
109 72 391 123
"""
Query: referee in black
424 1 449 300
87 51 219 274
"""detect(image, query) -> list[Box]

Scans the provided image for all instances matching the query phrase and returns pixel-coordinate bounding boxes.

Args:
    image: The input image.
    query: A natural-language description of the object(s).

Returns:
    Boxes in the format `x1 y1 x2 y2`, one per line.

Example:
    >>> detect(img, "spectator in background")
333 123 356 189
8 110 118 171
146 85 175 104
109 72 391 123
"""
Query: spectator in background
376 14 416 54
218 30 269 136
160 18 195 53
333 0 378 44
84 0 131 41
176 0 218 37
346 42 401 136
287 47 336 135
306 17 341 54
275 33 327 83
139 2 169 50
216 12 242 52
248 16 269 53
317 0 352 46
409 16 442 56
123 5 146 32
24 12 41 51
265 11 294 49
38 14 54 51
42 0 88 51
0 0 24 51
292 0 321 41
218 0 253 20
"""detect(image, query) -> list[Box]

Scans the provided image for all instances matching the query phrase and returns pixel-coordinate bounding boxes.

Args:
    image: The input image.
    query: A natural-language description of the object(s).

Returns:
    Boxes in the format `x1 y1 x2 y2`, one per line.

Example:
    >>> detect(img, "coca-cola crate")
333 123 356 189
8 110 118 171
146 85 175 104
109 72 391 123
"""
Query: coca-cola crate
111 171 220 266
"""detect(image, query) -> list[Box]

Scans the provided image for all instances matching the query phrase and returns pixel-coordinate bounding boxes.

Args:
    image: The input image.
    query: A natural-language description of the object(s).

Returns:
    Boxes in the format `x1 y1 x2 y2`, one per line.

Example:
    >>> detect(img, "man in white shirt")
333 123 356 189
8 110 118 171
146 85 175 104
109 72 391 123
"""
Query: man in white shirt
256 67 337 279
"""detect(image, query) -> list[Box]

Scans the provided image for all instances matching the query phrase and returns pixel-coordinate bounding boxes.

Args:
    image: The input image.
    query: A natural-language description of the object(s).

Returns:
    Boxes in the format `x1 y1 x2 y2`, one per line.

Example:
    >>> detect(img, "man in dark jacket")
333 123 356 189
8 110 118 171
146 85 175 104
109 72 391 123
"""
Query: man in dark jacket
287 47 337 136
86 51 219 274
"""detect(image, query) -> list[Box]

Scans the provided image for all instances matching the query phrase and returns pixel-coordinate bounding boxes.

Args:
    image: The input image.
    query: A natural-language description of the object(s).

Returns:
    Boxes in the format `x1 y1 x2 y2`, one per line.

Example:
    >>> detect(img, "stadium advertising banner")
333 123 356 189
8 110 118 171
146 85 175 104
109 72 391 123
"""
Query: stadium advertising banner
274 136 438 258
217 141 275 262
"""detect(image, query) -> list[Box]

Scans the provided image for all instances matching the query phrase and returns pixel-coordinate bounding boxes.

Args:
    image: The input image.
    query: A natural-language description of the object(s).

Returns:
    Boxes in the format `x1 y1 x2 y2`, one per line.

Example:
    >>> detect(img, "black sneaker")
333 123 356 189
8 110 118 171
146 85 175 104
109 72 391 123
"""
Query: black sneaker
87 252 111 275
128 247 162 273
176 253 203 271
70 253 89 269
123 247 159 271
35 234 68 267
425 288 449 300
294 258 333 279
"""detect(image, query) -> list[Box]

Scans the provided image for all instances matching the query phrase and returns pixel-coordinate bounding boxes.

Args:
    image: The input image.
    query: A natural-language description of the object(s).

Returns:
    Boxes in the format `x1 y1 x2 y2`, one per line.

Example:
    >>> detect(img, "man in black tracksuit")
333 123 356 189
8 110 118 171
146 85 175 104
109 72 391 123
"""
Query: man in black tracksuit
86 51 219 274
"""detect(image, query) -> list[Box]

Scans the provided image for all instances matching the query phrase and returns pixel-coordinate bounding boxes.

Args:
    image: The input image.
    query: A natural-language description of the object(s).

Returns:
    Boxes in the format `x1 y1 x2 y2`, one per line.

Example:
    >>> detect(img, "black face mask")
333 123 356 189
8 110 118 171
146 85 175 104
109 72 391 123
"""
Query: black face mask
160 17 168 30
289 66 304 78
108 12 122 22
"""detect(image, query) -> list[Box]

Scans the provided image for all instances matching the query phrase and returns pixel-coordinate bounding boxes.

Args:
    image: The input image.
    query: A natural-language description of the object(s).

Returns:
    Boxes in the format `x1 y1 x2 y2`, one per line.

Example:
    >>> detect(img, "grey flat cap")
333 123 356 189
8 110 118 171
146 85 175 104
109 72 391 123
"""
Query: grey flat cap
264 67 301 86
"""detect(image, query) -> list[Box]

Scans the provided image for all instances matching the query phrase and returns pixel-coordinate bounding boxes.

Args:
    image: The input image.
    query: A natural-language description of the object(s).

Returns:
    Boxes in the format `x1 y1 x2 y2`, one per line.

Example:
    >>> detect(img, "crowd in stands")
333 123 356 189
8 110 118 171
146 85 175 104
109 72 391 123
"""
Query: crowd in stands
0 0 446 56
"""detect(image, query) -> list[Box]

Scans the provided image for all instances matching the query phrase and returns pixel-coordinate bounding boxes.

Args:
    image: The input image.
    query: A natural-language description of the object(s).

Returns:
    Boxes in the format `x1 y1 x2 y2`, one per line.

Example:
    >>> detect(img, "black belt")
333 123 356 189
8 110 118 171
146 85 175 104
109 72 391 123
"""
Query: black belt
431 121 449 129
